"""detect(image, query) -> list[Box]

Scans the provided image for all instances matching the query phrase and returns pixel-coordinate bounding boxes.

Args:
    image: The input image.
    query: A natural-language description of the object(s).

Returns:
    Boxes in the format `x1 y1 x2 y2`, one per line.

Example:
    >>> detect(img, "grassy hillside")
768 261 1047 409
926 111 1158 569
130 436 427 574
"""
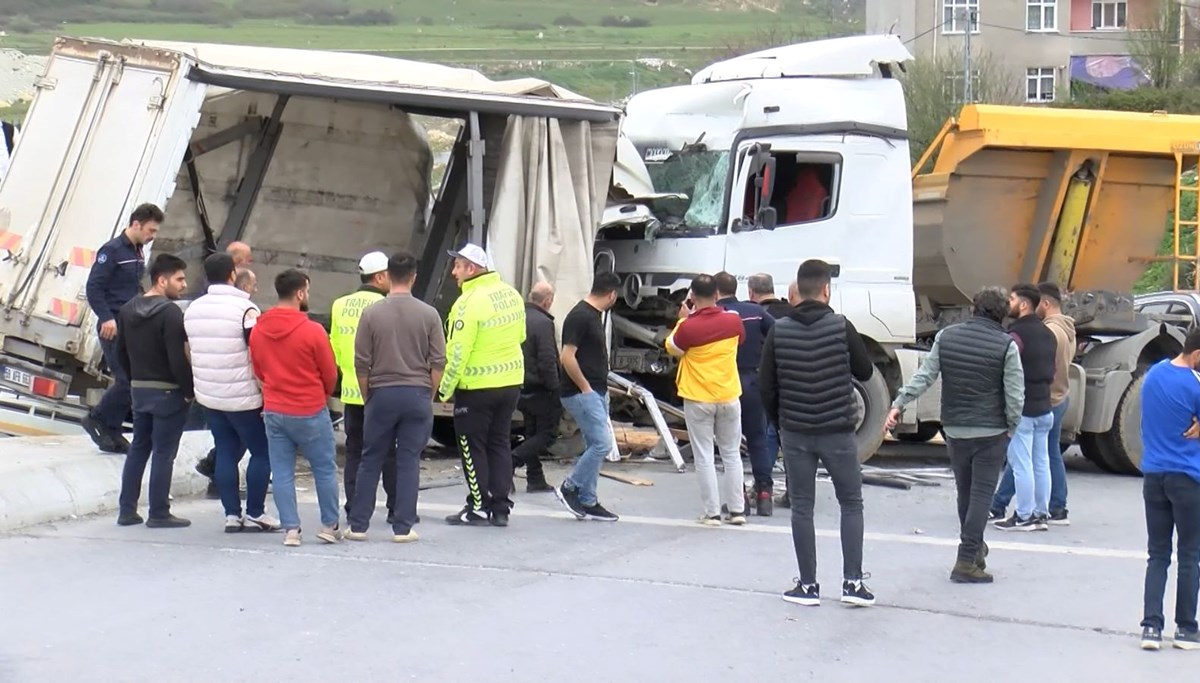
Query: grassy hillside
0 1 858 102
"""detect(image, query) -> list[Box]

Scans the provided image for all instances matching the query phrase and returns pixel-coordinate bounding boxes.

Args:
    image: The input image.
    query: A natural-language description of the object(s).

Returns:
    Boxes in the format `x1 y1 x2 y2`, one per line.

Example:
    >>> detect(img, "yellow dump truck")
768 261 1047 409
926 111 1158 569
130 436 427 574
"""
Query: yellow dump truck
904 104 1200 474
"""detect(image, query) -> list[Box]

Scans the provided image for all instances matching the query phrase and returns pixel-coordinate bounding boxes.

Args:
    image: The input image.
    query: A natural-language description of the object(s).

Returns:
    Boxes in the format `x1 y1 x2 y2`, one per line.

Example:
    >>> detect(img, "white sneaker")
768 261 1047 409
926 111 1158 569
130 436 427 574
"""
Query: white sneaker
245 513 282 532
283 529 301 547
224 515 244 533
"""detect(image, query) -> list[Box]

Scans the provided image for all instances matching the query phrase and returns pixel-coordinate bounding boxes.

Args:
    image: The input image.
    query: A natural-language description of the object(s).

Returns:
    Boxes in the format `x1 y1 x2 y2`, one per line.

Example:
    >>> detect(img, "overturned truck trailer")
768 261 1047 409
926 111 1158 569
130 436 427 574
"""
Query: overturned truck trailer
0 38 619 418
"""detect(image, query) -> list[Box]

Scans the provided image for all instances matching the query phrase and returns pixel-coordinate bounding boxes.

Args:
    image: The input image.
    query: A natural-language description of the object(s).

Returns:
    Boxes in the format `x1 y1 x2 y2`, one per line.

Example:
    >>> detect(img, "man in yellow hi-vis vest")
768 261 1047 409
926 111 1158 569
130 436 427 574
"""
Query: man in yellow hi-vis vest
438 243 526 528
331 252 396 523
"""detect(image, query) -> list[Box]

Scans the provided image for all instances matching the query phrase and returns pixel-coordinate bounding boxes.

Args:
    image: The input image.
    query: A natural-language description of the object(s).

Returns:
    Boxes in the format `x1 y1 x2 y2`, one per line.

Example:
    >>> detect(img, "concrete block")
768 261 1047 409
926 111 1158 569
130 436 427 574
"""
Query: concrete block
0 432 214 533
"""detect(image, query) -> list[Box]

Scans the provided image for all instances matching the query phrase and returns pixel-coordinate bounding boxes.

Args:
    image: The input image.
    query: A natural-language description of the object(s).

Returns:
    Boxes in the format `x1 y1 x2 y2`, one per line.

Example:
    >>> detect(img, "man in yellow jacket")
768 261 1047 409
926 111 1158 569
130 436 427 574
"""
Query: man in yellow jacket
331 252 396 524
438 243 526 528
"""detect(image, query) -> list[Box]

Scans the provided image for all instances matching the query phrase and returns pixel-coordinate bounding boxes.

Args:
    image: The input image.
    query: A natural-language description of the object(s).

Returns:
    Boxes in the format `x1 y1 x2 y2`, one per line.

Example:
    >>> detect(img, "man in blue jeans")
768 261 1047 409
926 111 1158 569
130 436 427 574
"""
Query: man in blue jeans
554 272 621 523
994 284 1058 532
990 283 1076 525
114 254 192 528
250 269 343 547
83 203 164 454
1137 328 1200 650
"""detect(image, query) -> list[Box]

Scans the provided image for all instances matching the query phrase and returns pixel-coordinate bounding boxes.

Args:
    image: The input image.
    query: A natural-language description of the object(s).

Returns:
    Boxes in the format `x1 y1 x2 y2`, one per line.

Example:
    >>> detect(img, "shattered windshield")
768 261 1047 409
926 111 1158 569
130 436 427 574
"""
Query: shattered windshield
644 150 730 230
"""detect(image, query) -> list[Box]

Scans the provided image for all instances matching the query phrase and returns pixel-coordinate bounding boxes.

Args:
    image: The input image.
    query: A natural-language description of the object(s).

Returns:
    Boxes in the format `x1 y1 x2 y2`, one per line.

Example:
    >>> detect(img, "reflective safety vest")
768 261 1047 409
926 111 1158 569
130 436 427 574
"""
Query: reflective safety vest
438 271 526 401
330 287 385 405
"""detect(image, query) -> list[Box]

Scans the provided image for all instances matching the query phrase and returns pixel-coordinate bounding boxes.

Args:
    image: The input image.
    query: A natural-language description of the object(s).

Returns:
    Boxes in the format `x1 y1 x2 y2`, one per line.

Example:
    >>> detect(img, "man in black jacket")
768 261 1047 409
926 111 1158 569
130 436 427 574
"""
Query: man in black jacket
761 259 876 608
115 253 194 529
748 272 794 320
513 281 560 492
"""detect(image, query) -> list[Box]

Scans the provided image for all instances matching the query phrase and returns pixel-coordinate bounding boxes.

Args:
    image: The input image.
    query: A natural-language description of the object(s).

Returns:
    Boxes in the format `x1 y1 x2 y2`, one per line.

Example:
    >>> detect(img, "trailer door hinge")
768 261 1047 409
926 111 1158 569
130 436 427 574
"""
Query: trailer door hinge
148 94 166 111
33 76 57 91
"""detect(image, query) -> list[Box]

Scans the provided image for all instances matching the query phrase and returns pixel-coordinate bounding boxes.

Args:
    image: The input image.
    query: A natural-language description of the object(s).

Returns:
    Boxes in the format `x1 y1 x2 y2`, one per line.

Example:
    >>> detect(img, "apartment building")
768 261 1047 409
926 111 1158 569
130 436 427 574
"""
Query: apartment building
866 0 1183 103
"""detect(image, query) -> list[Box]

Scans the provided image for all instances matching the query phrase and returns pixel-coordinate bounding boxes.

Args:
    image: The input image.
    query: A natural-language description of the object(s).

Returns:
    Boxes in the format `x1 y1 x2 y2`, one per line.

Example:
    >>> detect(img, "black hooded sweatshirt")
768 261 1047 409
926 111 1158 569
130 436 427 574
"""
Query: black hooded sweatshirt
116 295 193 400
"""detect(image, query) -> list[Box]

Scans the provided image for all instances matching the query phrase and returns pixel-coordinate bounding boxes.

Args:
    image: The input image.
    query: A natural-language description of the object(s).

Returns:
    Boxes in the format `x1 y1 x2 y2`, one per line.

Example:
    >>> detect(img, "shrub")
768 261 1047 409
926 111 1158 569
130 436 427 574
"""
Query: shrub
6 15 39 34
600 15 652 28
553 14 585 27
342 9 397 26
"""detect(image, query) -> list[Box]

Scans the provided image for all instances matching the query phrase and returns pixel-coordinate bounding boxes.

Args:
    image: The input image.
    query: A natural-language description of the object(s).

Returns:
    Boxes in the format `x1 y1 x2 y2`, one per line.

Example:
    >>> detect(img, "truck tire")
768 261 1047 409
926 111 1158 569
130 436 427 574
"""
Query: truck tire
1079 372 1144 475
853 370 890 463
896 422 942 443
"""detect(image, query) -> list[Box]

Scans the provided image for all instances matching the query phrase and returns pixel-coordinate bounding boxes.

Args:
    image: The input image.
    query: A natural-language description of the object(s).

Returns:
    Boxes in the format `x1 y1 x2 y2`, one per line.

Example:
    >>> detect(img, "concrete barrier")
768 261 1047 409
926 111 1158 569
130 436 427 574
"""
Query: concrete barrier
0 431 214 532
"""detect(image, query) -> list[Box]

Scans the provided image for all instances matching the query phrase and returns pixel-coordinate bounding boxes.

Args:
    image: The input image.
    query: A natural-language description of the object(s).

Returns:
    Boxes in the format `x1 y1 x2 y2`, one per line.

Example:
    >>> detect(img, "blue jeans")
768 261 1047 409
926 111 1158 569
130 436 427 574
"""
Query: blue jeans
264 408 341 531
991 399 1069 515
119 388 189 518
207 407 272 519
93 330 132 432
349 386 433 535
560 391 611 507
1007 411 1053 519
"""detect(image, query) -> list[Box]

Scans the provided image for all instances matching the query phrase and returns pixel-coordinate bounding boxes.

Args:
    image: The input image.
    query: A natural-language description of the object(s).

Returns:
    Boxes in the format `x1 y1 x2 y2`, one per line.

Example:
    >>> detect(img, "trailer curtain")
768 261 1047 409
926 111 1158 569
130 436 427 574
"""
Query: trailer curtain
484 115 620 325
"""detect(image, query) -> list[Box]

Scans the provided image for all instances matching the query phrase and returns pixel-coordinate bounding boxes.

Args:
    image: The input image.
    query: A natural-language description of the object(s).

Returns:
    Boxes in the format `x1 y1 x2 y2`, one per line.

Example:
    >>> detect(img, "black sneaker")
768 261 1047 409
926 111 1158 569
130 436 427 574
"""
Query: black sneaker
110 433 130 453
988 509 1006 523
145 514 191 529
1048 509 1070 526
994 513 1041 532
1175 629 1200 650
583 503 619 522
1032 514 1050 531
1141 626 1163 650
445 507 489 526
554 483 587 520
841 577 876 607
82 414 120 453
782 580 820 607
489 510 510 527
195 449 216 478
116 512 144 527
756 490 774 517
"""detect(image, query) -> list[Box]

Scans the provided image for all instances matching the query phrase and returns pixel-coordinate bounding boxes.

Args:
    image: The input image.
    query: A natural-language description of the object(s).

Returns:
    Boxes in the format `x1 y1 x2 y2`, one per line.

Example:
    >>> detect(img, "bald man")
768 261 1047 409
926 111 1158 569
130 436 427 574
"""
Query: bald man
227 241 252 267
512 281 560 492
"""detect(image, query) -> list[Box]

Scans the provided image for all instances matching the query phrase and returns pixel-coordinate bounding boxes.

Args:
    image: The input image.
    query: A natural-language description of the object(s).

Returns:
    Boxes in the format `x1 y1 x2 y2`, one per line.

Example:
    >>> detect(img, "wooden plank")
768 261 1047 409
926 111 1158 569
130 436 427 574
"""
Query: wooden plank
599 470 654 486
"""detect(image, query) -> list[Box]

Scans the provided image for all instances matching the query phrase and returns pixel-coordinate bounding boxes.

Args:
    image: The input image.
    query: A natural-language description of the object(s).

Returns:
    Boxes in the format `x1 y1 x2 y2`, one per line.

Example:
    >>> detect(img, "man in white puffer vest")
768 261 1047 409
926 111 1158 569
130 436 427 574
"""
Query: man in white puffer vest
184 253 281 533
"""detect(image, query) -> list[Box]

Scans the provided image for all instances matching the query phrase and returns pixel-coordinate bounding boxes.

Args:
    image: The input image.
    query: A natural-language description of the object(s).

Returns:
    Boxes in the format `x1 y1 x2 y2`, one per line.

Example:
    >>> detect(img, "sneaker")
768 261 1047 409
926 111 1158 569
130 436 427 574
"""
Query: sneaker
950 560 993 584
526 473 555 493
344 530 368 542
82 414 122 454
392 530 419 543
116 512 144 527
583 503 619 522
224 515 244 533
1033 514 1050 531
445 507 490 526
725 510 747 526
245 513 281 532
283 529 301 547
697 515 722 527
316 524 342 544
1141 626 1163 650
775 491 791 509
994 513 1041 531
841 577 875 607
489 510 510 527
554 484 587 520
194 450 216 478
1049 509 1070 526
111 433 131 453
1175 630 1200 650
756 490 773 517
145 514 191 529
988 509 1006 522
782 580 820 607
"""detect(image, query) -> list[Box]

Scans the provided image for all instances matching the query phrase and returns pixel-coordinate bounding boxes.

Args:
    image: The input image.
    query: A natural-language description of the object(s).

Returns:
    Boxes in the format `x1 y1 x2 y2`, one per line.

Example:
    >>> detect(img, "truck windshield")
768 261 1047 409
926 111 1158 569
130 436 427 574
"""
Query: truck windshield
645 150 730 230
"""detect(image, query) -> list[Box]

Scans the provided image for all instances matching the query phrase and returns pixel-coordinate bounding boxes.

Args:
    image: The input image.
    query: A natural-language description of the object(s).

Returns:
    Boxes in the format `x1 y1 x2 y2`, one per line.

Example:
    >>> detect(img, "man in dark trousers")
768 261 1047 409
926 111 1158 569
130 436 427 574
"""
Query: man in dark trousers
83 203 164 454
715 271 776 516
761 259 875 607
513 281 560 493
887 287 1024 583
115 253 193 529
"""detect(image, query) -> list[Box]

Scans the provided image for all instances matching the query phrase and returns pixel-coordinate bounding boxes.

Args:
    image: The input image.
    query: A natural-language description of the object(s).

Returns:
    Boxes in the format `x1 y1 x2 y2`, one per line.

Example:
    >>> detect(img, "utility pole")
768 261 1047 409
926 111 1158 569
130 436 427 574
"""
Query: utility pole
961 6 975 104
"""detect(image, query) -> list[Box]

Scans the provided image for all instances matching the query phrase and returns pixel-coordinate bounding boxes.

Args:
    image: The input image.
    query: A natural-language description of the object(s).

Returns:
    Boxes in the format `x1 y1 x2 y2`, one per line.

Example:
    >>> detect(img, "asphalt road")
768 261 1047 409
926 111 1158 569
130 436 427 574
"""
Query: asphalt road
0 448 1187 682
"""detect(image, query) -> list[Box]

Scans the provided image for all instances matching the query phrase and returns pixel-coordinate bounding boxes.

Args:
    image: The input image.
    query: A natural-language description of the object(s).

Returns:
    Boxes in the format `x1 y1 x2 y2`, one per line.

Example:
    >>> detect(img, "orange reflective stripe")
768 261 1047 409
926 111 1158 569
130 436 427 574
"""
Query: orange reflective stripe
69 247 96 268
49 299 82 324
0 231 21 252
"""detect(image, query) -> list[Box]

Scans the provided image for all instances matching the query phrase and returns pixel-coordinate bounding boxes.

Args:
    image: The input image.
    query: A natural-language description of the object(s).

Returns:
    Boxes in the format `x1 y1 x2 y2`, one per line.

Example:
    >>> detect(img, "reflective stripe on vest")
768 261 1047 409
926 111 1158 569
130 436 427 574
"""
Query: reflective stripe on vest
330 289 384 405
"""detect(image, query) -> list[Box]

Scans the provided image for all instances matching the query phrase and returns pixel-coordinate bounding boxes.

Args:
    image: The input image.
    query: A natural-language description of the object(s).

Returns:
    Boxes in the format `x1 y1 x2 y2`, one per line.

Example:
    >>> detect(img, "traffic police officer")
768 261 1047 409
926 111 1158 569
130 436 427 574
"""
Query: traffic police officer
82 202 164 454
331 251 397 523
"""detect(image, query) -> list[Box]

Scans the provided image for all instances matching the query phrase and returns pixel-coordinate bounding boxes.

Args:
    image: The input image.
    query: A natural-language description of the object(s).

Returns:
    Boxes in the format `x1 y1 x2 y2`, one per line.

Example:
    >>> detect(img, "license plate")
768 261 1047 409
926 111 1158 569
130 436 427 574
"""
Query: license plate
1 366 33 389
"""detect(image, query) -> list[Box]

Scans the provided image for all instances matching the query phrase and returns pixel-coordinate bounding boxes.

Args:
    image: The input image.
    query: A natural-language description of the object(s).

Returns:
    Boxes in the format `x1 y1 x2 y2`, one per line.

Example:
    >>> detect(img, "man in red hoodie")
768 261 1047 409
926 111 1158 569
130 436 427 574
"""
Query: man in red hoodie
249 269 342 547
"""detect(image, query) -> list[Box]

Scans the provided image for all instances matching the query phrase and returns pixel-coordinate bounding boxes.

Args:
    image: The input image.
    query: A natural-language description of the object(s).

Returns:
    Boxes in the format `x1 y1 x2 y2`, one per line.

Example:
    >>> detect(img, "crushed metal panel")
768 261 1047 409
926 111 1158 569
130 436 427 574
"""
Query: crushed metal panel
691 34 913 84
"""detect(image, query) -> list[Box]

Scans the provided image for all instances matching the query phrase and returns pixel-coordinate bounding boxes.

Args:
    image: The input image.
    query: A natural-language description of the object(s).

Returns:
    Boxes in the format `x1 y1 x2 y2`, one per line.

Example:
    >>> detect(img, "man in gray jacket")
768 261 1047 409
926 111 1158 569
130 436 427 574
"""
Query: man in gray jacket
886 287 1025 584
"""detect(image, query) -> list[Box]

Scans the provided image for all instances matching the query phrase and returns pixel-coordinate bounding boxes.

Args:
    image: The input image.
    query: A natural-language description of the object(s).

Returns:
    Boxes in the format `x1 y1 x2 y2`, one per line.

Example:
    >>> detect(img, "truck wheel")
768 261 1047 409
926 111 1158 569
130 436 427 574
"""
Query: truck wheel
1079 373 1144 475
852 369 889 463
896 421 942 443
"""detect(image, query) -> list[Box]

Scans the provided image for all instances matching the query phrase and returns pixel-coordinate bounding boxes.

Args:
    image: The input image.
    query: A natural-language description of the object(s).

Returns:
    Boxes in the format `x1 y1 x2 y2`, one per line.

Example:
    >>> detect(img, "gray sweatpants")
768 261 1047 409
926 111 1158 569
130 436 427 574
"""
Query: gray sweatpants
781 429 864 584
684 398 744 517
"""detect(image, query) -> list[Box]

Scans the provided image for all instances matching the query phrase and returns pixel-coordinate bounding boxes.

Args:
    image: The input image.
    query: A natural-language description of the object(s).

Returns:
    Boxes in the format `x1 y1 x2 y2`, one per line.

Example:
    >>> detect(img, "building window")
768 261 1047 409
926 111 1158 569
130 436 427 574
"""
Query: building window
942 0 980 34
1092 0 1127 29
1027 0 1057 32
1026 67 1056 102
944 71 982 104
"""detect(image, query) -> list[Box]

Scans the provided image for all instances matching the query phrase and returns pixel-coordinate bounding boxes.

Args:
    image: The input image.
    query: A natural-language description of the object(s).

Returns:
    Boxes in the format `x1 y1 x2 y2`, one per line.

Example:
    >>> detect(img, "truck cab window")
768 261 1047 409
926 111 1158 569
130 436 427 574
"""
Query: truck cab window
741 152 837 227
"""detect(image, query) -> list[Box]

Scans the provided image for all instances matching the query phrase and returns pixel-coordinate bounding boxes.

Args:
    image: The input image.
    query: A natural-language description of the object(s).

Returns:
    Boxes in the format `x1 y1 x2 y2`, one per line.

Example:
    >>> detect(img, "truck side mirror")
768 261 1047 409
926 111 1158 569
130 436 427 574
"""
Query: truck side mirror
752 152 777 230
756 206 778 230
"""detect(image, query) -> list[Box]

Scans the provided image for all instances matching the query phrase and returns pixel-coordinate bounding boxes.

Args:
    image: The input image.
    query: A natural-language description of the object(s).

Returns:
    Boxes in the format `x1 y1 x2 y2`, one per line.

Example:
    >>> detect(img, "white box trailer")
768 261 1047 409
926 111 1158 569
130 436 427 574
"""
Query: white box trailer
0 38 620 414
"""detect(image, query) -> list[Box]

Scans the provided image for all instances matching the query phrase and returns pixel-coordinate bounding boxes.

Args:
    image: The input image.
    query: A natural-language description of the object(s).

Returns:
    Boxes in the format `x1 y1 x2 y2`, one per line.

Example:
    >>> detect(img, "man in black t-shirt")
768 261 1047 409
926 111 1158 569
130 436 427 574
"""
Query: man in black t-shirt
554 272 622 522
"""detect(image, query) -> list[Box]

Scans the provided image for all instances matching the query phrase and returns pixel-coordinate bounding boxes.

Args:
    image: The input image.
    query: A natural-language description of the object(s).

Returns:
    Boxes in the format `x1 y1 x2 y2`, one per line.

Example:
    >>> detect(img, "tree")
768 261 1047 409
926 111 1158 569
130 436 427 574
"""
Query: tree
902 48 1023 166
1127 0 1190 88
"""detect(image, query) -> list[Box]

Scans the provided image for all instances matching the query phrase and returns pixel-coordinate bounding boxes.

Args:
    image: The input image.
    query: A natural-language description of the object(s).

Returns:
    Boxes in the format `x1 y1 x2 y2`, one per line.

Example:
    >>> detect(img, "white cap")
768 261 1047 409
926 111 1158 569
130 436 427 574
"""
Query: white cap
447 243 489 269
358 251 388 275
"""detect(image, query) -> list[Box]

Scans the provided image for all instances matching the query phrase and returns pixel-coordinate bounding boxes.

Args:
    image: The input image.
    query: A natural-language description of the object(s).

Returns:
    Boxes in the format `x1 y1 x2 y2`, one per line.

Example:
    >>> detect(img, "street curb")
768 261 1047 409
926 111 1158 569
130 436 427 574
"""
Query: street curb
0 432 214 533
